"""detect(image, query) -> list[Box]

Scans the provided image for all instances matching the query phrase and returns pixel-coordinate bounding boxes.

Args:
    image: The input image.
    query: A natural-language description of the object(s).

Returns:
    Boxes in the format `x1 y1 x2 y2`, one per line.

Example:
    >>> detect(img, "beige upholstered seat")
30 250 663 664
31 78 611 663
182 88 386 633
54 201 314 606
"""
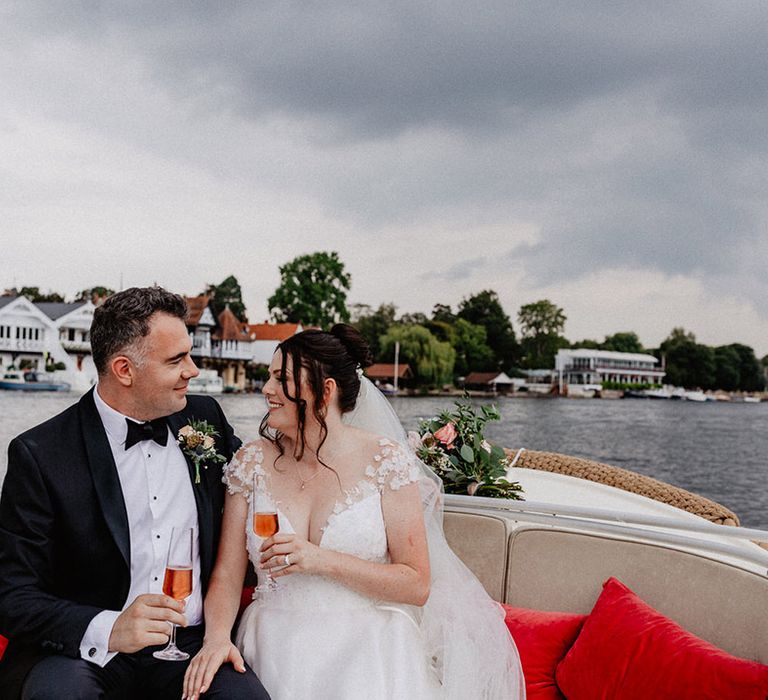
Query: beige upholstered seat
443 511 768 664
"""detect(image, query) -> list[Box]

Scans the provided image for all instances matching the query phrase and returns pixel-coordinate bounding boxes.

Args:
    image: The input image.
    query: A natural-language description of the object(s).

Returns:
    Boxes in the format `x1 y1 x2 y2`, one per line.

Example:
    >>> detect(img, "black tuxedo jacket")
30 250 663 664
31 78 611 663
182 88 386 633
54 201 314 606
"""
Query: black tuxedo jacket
0 389 240 692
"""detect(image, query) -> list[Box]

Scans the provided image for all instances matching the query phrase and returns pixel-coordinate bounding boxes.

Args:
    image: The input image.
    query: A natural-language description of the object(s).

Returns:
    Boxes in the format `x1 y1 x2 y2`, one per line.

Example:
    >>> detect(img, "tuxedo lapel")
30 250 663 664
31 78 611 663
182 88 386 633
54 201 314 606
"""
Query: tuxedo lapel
78 389 131 570
167 412 215 587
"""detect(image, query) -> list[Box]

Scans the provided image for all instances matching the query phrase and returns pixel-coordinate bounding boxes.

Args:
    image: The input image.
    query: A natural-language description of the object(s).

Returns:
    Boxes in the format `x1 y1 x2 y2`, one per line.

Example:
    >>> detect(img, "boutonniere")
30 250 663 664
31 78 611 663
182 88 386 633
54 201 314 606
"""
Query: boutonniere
177 419 227 483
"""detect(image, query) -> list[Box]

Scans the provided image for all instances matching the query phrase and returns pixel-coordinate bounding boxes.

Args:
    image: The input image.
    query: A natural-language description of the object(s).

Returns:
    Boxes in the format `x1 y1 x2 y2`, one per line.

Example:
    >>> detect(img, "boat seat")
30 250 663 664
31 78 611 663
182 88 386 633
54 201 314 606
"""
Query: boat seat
443 511 508 602
505 526 768 664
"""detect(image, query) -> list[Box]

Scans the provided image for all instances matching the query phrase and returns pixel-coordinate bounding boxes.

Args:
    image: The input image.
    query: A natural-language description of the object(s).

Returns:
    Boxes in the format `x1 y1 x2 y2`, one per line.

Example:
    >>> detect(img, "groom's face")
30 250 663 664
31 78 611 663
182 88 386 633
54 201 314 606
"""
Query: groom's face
130 312 199 419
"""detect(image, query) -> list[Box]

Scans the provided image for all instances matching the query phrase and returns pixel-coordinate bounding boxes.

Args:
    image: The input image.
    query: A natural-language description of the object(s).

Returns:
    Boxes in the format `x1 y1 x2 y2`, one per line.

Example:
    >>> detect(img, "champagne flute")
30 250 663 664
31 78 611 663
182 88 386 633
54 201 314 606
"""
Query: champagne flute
253 473 279 593
153 526 193 661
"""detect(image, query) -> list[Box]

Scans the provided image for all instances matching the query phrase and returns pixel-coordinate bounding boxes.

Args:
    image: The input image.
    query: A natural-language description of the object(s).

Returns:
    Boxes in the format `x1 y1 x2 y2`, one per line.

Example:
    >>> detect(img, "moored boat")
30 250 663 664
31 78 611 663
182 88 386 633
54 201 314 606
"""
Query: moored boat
187 368 224 394
0 369 70 392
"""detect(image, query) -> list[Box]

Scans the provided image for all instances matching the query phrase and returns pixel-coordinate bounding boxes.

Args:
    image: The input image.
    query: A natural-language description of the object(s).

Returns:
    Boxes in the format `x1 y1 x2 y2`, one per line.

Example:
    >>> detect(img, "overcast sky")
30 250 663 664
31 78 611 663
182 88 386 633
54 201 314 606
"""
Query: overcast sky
2 2 767 353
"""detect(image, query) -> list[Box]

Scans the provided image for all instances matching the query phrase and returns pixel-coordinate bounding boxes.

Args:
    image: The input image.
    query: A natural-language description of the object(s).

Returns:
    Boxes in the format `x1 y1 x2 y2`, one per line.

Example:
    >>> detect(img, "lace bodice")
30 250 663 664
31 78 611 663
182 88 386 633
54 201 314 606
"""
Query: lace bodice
223 437 422 609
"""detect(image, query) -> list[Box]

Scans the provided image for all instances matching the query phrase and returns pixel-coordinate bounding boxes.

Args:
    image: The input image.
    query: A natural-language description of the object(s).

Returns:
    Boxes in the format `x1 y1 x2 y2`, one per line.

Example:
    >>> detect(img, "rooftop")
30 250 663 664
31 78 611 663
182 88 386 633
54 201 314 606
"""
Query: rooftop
35 301 87 320
248 322 301 342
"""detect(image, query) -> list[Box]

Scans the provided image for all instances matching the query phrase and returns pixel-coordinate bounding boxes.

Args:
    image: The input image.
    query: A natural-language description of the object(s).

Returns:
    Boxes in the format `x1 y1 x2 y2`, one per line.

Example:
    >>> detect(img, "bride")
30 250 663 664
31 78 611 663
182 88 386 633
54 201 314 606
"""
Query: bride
183 325 525 699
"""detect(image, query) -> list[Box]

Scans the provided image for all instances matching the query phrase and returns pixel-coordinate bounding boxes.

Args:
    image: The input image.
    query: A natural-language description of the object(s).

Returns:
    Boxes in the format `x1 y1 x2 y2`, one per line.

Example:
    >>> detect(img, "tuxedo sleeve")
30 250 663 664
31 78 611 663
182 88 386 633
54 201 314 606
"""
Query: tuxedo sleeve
0 437 103 657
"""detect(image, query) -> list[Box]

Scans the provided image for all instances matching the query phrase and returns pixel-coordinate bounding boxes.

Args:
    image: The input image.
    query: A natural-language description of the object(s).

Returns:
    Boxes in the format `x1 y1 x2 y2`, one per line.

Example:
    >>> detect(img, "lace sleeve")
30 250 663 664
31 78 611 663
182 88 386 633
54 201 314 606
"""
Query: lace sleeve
369 439 422 491
222 440 264 499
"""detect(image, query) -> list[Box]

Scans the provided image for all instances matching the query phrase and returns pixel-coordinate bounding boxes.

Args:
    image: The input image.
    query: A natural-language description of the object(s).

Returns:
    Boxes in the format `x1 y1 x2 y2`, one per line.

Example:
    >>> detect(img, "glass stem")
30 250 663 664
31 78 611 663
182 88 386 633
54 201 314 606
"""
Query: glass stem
169 623 178 649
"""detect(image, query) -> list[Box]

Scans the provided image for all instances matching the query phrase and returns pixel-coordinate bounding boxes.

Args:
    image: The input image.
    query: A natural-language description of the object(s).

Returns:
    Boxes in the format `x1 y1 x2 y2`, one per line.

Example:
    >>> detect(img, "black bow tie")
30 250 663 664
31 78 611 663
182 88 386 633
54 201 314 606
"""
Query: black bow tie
125 417 169 450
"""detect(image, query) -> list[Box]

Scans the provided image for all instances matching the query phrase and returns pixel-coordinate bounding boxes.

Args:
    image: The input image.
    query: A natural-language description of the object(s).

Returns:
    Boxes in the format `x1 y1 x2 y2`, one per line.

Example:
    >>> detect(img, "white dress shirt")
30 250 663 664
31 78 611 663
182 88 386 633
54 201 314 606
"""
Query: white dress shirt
80 387 203 666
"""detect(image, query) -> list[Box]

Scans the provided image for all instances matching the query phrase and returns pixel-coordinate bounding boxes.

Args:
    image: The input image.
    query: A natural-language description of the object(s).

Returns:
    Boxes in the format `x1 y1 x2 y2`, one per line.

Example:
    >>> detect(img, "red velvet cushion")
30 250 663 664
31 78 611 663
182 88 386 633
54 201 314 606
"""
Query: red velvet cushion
556 577 768 699
0 634 7 661
502 604 587 700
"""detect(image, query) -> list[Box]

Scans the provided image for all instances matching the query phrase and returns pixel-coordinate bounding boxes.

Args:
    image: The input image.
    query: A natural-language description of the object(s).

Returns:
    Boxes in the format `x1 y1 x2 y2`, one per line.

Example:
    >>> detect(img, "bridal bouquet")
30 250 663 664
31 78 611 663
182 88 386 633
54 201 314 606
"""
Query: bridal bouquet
411 398 524 499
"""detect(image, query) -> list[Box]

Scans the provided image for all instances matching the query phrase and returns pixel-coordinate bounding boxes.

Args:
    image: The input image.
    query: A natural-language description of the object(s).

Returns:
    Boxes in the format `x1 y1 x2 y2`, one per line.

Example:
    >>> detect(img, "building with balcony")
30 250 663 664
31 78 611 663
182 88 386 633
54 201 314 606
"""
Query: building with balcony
0 296 95 390
36 301 96 377
554 348 665 394
185 295 216 360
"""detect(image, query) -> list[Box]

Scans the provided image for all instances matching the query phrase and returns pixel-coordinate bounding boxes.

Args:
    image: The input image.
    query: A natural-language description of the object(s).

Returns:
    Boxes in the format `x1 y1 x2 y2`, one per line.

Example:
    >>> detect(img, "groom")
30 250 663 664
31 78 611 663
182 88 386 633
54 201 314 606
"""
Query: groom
0 287 268 699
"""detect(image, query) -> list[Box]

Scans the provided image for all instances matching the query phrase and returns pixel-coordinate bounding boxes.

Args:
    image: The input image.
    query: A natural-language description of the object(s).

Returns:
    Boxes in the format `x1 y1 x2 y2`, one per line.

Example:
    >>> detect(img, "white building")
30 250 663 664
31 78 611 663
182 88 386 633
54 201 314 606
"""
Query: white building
555 348 665 394
0 296 96 390
248 323 303 365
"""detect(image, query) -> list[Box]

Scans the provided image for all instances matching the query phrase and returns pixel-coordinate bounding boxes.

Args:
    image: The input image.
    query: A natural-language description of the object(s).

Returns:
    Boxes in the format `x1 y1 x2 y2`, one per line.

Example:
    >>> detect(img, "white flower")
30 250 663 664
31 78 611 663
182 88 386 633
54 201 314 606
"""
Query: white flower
481 440 492 453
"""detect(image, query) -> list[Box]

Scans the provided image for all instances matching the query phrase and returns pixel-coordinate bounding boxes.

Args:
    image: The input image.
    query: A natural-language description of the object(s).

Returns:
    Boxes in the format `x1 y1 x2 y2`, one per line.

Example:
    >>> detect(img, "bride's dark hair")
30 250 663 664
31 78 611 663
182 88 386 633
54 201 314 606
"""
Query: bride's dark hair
259 324 373 465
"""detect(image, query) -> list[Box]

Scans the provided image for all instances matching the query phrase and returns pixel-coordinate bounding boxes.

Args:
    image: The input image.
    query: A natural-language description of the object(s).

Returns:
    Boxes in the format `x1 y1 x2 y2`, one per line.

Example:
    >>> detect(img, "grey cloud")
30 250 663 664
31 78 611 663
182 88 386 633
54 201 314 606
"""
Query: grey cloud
4 1 768 311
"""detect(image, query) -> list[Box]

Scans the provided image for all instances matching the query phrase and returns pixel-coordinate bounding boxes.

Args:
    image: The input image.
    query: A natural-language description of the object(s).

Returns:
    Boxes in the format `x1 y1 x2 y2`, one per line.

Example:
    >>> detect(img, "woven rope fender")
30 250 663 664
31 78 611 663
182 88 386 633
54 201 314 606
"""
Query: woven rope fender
504 447 740 527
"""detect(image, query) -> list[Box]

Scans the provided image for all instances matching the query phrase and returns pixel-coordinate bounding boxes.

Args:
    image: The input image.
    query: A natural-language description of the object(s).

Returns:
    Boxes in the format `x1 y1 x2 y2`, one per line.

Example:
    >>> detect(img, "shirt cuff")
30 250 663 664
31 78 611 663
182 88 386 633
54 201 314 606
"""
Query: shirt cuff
79 610 120 667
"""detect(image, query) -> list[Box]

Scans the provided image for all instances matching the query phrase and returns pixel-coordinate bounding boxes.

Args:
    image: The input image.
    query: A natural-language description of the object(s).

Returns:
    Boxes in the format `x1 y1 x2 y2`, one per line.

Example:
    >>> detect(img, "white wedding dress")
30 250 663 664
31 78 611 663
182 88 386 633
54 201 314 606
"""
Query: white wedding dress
224 379 525 699
224 438 442 699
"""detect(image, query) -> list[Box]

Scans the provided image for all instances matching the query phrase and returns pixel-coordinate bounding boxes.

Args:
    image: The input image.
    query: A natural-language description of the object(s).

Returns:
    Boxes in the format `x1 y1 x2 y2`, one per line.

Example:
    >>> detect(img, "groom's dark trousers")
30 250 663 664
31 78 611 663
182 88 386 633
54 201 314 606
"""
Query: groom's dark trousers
0 390 268 699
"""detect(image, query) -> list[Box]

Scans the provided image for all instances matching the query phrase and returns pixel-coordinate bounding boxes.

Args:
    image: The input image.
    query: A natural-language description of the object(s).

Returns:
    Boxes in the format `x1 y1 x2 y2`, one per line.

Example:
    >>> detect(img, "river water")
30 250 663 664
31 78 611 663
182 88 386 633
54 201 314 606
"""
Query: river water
1 392 766 529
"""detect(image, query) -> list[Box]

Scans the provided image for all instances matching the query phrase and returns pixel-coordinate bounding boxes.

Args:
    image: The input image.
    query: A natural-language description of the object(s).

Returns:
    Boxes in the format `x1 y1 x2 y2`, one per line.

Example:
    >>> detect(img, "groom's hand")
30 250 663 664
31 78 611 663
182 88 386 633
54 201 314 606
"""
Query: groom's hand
109 593 188 653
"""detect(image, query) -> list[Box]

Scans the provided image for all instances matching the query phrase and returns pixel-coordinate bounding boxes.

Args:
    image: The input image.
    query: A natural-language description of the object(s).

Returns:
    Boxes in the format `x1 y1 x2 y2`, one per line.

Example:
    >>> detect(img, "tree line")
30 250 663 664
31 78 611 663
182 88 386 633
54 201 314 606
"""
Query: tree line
7 251 767 391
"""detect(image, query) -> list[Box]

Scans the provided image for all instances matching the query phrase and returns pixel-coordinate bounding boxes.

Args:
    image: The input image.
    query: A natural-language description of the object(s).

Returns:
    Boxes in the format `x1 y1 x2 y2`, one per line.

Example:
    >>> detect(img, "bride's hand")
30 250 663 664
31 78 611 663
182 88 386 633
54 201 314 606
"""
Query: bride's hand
260 533 327 577
182 637 245 700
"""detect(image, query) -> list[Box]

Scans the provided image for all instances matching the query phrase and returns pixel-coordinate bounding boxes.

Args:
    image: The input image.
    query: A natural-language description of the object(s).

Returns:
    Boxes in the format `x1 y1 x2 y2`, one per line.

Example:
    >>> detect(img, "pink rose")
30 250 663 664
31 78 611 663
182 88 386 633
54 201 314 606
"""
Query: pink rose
433 422 457 449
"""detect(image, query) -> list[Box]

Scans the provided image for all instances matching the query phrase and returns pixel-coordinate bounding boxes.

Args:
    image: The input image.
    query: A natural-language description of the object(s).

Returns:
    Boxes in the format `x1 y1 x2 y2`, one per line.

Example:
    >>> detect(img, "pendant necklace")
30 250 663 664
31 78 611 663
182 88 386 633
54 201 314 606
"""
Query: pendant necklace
296 464 323 490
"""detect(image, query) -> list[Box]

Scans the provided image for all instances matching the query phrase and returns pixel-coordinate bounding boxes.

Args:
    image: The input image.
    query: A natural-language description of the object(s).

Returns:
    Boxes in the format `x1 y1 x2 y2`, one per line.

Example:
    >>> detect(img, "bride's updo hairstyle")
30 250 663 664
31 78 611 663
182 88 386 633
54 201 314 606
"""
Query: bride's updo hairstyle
259 324 374 465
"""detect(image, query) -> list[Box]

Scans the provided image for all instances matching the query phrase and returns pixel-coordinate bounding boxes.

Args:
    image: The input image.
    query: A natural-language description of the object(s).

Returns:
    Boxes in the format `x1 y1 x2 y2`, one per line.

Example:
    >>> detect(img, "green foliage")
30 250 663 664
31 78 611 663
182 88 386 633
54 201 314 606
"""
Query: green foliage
415 398 524 499
451 318 495 376
570 339 601 349
660 328 715 389
75 286 115 304
601 332 644 354
379 325 455 386
206 275 248 322
352 303 397 361
725 343 764 392
18 286 65 303
268 252 351 329
457 290 518 370
517 299 568 369
713 345 741 391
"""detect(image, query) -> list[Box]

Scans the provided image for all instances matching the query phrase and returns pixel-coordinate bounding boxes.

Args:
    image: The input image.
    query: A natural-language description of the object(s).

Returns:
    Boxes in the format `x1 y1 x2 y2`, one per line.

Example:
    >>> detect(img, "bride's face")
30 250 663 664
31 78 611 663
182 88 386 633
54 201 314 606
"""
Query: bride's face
263 350 303 434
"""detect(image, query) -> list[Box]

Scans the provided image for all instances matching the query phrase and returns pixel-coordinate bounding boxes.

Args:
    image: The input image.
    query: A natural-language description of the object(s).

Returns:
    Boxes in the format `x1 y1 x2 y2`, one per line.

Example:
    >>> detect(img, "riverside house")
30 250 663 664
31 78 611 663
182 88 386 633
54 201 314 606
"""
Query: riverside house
555 348 665 395
185 296 254 392
0 295 96 390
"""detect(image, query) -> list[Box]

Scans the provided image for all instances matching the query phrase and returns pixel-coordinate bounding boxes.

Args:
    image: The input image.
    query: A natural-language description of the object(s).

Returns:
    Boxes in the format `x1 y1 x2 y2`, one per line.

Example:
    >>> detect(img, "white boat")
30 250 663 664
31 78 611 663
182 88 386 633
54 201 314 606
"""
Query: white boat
0 369 71 392
188 369 224 394
440 462 768 694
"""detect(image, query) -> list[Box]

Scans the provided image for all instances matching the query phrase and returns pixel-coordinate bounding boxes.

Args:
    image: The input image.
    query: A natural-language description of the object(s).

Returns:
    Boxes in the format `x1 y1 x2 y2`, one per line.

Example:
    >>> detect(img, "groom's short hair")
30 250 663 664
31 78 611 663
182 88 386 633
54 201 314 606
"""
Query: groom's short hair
91 286 188 376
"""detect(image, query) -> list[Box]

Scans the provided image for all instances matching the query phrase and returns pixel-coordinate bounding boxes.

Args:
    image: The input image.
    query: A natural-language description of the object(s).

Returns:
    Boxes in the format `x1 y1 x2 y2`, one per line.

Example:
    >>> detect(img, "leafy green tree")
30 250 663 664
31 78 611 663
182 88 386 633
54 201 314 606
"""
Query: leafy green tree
379 325 455 386
517 299 568 368
452 318 495 376
19 286 65 303
353 303 397 361
570 339 601 349
727 343 764 391
75 286 115 304
601 332 644 354
660 329 715 389
713 345 741 391
268 252 351 328
431 304 455 324
457 290 518 370
206 275 248 322
400 312 429 325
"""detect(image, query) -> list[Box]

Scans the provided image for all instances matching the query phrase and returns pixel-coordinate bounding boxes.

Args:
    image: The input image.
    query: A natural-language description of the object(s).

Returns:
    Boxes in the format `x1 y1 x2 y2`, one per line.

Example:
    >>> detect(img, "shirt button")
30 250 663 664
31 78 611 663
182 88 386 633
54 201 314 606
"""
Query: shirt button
153 496 157 501
154 576 159 581
88 647 97 657
156 534 160 539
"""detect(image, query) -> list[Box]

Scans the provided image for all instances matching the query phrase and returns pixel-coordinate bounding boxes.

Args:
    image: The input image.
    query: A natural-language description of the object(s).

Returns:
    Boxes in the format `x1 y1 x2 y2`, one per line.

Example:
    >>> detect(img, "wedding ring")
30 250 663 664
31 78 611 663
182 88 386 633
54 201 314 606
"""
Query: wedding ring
284 554 291 566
